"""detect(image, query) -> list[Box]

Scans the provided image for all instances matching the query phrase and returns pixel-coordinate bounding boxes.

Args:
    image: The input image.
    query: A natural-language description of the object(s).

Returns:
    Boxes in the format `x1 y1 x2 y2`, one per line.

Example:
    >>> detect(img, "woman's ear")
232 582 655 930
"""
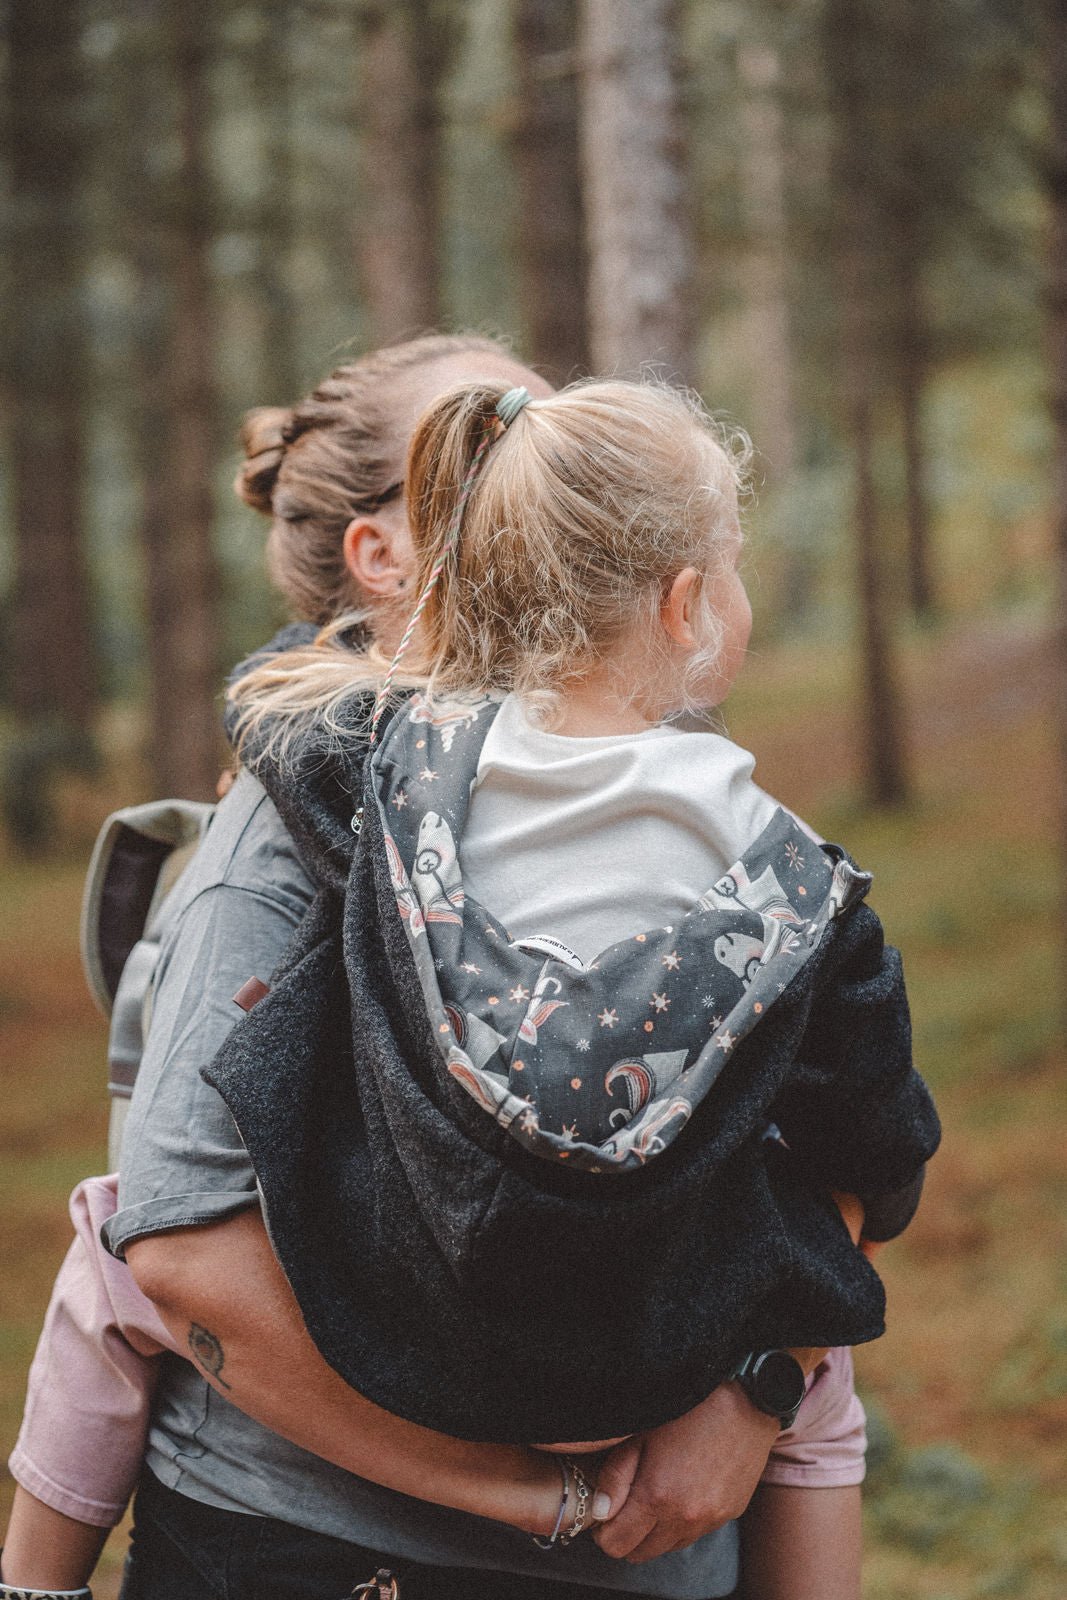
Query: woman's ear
660 567 702 647
342 516 411 598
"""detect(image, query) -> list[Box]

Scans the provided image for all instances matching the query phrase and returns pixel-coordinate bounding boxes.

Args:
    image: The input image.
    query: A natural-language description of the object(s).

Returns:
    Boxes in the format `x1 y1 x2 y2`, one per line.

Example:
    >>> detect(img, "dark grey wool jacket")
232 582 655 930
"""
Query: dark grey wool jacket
205 649 940 1445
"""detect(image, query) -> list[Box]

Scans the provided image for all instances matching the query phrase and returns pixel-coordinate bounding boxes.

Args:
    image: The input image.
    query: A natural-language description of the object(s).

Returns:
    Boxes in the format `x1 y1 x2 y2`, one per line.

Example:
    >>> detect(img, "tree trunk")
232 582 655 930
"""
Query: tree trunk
356 1 443 342
512 0 590 384
896 232 935 618
824 0 909 807
125 0 222 800
253 0 299 405
6 0 97 726
1046 0 1067 1017
887 0 935 619
737 40 797 484
579 0 695 381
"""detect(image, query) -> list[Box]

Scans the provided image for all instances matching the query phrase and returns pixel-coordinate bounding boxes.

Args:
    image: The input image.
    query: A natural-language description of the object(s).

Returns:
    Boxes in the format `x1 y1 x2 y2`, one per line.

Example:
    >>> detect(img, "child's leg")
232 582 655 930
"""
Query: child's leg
3 1176 172 1591
739 1483 861 1600
1 1487 107 1592
739 1346 866 1600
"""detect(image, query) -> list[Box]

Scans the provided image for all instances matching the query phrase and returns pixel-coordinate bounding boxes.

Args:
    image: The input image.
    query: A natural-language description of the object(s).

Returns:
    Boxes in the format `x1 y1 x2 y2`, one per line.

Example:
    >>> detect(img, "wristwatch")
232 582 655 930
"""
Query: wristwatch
730 1349 807 1430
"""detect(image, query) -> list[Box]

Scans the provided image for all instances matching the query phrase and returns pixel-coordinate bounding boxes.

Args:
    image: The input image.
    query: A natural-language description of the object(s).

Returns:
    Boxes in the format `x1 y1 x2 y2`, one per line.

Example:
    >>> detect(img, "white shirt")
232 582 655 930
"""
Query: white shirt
462 695 780 964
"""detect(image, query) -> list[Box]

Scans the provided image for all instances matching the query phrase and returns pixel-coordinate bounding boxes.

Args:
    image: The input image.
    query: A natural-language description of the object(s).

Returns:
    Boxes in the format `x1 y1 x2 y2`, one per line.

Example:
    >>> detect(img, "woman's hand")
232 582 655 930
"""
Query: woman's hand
592 1382 780 1563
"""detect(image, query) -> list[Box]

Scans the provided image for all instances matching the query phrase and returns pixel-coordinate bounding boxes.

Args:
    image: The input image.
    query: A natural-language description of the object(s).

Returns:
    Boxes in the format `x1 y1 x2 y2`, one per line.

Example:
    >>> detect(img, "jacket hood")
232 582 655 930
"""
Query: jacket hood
371 692 872 1173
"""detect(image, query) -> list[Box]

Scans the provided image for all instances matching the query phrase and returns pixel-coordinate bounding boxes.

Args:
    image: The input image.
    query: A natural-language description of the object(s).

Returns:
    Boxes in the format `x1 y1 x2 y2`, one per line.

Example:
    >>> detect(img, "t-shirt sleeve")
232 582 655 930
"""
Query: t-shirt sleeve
103 803 313 1260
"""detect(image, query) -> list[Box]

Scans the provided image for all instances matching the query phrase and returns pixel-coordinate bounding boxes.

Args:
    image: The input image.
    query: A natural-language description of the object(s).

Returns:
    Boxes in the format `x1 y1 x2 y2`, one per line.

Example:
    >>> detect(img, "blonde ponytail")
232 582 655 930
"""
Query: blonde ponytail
404 376 750 716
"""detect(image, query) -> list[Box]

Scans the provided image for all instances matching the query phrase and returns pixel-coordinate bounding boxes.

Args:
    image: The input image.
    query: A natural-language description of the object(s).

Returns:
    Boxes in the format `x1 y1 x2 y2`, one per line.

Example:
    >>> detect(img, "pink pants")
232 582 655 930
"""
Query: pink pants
762 1347 866 1488
9 1176 175 1527
8 1177 865 1529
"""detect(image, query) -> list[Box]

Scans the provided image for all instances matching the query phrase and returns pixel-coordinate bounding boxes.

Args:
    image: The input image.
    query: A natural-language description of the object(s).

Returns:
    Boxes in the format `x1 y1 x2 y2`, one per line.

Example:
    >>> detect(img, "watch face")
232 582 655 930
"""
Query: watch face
752 1350 806 1414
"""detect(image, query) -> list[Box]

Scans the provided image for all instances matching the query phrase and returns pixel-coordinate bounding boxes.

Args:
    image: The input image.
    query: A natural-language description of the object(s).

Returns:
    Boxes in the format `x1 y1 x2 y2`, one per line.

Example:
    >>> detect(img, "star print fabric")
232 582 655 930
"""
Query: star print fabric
372 694 872 1173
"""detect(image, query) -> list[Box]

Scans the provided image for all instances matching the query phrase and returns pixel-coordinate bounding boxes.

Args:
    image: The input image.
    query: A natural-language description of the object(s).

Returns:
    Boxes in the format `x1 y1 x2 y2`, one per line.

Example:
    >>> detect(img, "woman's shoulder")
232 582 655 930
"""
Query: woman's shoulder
168 768 315 919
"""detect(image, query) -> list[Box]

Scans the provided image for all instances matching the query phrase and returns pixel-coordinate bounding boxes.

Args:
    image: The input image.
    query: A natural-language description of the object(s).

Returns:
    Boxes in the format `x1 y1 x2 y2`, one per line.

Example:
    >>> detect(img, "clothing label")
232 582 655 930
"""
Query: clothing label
510 934 586 970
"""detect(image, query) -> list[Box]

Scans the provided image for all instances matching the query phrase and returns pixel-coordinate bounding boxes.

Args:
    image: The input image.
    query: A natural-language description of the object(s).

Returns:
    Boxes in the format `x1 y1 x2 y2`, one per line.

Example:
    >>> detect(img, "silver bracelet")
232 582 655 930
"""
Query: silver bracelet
0 1556 92 1600
557 1458 591 1545
531 1455 571 1549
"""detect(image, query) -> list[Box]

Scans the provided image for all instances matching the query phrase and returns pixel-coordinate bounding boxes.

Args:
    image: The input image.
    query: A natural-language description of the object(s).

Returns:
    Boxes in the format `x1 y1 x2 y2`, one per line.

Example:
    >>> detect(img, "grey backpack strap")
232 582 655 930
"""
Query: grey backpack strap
82 799 214 1169
109 938 162 1095
81 799 215 1015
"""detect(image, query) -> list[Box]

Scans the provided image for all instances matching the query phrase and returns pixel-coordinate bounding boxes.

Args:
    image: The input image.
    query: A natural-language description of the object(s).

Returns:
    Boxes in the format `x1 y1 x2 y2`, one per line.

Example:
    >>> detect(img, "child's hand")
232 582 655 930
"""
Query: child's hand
830 1189 886 1262
831 1189 865 1245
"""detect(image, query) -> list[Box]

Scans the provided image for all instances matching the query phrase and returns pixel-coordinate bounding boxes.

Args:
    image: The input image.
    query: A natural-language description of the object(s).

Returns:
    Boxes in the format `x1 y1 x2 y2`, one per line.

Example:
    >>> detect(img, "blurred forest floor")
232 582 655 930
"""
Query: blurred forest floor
1 610 1065 1599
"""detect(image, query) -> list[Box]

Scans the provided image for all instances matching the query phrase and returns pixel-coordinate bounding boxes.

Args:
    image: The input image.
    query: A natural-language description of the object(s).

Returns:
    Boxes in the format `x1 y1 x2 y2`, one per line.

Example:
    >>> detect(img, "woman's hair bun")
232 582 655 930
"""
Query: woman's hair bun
235 405 293 514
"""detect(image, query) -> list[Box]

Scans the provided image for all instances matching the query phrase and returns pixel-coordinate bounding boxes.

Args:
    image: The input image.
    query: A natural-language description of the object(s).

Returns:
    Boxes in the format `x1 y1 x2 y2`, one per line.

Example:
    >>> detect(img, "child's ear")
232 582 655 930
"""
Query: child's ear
660 567 702 647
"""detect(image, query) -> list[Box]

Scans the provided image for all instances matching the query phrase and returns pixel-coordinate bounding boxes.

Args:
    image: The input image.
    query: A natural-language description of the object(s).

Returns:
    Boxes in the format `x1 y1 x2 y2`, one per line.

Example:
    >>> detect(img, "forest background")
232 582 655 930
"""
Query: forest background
1 1 1066 1596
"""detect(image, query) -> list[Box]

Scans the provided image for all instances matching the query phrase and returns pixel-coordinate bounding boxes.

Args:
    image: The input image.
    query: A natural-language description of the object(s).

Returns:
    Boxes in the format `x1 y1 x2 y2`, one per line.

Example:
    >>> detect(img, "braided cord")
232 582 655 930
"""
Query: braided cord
369 422 496 744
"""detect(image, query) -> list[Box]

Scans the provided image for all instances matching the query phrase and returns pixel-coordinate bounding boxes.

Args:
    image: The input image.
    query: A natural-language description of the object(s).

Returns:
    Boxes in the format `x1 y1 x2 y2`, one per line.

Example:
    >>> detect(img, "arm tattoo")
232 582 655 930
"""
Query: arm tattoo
188 1322 232 1389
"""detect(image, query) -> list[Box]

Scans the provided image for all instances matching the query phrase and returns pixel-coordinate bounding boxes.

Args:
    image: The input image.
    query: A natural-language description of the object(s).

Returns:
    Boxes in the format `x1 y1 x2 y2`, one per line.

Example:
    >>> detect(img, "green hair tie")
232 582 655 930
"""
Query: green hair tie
496 386 532 427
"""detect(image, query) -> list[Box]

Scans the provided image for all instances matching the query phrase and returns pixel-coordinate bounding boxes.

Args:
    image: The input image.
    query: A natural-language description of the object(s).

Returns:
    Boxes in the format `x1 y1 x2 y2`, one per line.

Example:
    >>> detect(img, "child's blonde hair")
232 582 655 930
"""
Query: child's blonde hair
230 377 750 762
405 376 750 718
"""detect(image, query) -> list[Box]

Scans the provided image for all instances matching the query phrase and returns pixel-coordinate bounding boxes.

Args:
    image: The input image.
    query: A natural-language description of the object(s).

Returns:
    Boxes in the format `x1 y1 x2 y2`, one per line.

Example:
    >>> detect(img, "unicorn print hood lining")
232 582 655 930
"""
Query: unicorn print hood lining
371 692 871 1175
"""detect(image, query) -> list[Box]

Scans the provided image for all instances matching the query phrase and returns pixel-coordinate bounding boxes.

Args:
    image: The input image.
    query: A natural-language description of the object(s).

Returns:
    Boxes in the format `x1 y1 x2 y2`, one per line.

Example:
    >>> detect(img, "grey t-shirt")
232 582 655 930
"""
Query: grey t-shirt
104 768 738 1597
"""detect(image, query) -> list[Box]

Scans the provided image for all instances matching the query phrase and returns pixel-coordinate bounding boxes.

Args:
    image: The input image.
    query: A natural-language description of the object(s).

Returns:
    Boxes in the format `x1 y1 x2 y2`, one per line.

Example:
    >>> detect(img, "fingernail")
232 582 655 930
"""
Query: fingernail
592 1491 612 1519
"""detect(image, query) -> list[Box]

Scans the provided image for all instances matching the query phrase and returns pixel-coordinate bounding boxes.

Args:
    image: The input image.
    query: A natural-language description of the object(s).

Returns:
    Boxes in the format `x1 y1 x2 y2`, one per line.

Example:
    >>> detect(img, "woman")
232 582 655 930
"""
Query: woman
3 337 865 1600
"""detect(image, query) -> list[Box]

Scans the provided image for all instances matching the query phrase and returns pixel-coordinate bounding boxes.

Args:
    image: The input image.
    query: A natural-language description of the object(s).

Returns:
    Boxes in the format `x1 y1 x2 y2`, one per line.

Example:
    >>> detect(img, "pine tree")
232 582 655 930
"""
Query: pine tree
356 0 447 341
824 0 909 806
579 0 695 380
737 36 797 484
512 0 589 383
123 0 223 800
253 0 299 405
1046 0 1067 1011
6 0 97 730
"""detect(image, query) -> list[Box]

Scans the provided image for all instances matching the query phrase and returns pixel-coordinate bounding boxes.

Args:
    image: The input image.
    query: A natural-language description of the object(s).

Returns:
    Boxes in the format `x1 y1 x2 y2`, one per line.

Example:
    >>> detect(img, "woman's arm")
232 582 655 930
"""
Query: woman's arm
0 1191 585 1595
126 1208 594 1537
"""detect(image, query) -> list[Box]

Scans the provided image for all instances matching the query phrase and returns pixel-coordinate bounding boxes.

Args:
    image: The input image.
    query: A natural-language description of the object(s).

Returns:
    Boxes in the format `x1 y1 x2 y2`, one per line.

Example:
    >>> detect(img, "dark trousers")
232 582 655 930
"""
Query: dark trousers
120 1469 689 1600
